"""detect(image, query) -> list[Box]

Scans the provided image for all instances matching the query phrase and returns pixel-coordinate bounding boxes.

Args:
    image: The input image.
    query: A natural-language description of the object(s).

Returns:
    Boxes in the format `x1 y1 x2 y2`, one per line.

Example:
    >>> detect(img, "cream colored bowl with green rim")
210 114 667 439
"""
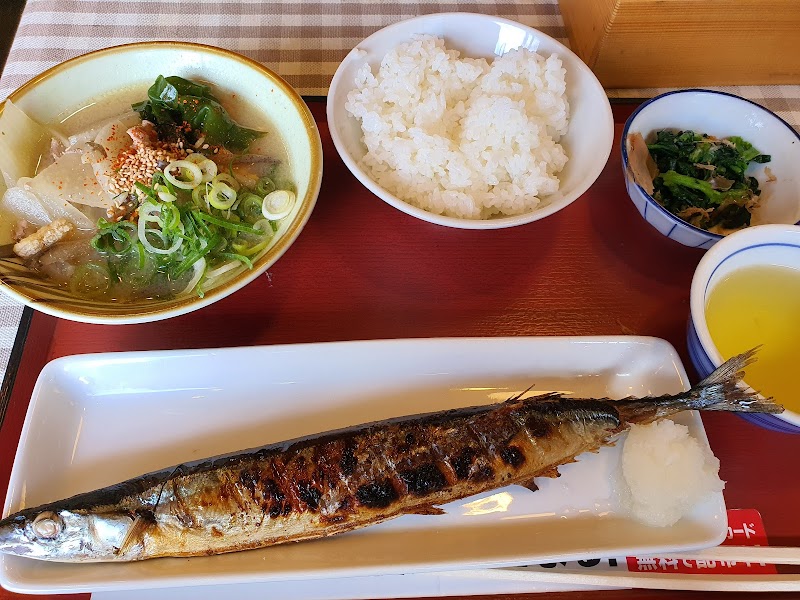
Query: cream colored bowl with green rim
0 42 322 324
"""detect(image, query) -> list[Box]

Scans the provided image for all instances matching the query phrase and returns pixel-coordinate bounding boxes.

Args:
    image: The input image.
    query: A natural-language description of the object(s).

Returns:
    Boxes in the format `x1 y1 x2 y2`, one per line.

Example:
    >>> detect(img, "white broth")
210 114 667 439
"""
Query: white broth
2 76 295 302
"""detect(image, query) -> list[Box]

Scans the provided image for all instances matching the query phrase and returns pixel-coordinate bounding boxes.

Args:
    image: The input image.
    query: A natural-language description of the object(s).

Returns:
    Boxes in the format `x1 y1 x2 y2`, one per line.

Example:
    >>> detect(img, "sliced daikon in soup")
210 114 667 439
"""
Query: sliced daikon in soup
0 186 51 243
28 152 115 209
84 119 135 196
67 111 139 148
0 185 95 230
0 100 52 189
0 101 89 242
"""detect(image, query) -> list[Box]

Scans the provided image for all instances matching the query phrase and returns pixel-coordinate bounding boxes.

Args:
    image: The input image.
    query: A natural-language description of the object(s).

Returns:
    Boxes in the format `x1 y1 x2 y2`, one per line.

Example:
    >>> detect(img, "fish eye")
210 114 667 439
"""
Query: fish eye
32 511 63 539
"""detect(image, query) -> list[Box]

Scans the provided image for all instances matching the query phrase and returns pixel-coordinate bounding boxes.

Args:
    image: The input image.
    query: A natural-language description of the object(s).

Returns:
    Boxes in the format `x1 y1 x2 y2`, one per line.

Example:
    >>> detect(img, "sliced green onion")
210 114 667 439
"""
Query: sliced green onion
180 257 206 295
208 181 237 210
91 220 135 255
135 181 157 201
173 238 209 277
185 153 219 182
253 218 272 232
262 189 296 220
232 237 270 257
212 173 241 191
155 183 177 203
231 219 273 257
164 159 203 190
160 202 182 232
204 260 240 280
238 192 264 223
136 240 146 269
194 211 262 235
255 177 276 196
189 210 213 238
218 251 253 270
192 182 209 205
151 171 178 196
138 202 184 255
185 152 207 164
200 160 218 182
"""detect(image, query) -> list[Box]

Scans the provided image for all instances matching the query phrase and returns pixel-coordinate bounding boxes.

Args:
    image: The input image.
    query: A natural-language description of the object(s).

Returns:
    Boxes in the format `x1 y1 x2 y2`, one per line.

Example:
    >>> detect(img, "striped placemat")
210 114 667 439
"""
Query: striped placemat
608 87 800 131
1 0 798 122
0 0 798 388
0 0 566 99
0 301 23 386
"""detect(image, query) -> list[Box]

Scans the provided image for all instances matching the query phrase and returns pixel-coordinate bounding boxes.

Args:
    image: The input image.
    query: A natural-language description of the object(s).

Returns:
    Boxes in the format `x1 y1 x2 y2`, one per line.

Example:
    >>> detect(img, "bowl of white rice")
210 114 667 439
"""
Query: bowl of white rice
327 13 614 229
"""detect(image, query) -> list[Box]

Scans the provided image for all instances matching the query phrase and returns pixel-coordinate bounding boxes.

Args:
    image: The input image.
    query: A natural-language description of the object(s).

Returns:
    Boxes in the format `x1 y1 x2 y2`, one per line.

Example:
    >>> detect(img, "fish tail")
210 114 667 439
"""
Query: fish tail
686 347 782 413
615 348 783 425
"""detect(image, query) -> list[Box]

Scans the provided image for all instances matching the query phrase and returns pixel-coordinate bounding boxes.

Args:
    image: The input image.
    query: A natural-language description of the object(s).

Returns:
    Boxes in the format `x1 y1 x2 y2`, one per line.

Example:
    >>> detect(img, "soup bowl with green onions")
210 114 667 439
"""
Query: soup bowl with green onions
0 42 322 324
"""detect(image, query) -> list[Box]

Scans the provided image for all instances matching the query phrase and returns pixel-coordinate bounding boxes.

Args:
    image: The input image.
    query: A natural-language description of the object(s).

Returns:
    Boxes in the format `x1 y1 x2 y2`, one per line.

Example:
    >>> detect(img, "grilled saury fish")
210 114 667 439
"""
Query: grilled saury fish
0 350 782 562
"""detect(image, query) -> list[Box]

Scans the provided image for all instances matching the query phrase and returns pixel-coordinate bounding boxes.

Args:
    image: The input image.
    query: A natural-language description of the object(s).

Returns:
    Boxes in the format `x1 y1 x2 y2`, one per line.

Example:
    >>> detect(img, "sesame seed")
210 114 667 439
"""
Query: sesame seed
107 140 187 194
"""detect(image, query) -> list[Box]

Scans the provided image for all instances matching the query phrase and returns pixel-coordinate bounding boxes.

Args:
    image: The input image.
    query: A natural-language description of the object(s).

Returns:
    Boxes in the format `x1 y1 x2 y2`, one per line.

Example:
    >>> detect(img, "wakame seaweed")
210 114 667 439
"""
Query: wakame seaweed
132 75 263 152
646 130 771 232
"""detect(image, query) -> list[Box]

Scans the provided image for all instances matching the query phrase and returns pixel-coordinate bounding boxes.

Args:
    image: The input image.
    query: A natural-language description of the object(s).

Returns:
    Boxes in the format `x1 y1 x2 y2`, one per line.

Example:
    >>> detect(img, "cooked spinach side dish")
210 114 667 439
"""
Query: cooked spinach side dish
646 130 771 232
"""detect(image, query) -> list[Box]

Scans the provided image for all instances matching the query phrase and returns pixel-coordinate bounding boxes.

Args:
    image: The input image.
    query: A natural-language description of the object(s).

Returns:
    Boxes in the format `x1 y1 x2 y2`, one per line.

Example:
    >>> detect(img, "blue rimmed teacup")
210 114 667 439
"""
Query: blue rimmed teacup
688 224 800 433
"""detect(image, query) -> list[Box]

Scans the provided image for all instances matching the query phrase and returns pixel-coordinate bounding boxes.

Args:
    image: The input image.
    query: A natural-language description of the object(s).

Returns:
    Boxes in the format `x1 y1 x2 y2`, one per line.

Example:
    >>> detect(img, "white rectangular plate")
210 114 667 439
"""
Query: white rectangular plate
93 570 618 600
1 336 726 593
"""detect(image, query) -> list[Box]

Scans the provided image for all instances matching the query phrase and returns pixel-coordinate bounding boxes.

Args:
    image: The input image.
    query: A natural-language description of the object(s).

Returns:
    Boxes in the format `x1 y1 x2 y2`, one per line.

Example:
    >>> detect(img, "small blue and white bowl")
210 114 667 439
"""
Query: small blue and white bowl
688 224 800 434
621 89 800 249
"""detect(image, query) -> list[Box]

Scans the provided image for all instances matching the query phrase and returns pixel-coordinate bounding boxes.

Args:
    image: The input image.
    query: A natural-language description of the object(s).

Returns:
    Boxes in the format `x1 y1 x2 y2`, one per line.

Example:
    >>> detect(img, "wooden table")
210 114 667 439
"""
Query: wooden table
0 101 798 599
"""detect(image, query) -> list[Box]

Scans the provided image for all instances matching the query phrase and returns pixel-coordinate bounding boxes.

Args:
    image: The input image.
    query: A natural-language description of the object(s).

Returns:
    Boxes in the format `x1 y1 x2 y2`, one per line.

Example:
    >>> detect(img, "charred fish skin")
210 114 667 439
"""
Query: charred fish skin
0 350 782 563
118 394 623 560
0 395 621 562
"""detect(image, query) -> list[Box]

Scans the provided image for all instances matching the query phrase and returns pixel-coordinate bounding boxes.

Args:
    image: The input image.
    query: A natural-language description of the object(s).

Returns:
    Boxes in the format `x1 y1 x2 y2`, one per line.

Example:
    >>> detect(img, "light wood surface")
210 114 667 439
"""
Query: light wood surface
558 0 800 88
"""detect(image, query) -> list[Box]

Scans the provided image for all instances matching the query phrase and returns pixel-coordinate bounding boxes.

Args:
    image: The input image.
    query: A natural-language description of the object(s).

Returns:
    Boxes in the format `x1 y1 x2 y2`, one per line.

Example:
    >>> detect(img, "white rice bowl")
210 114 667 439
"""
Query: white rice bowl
344 35 569 220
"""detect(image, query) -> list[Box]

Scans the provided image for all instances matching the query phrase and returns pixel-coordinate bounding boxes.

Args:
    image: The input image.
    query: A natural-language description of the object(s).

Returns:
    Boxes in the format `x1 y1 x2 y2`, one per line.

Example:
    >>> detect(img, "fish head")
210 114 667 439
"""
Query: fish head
0 508 138 562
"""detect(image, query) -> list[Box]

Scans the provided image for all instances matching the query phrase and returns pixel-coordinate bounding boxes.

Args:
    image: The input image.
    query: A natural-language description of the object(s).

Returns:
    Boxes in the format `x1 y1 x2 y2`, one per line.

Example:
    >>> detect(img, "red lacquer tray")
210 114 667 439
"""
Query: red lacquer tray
0 102 798 600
